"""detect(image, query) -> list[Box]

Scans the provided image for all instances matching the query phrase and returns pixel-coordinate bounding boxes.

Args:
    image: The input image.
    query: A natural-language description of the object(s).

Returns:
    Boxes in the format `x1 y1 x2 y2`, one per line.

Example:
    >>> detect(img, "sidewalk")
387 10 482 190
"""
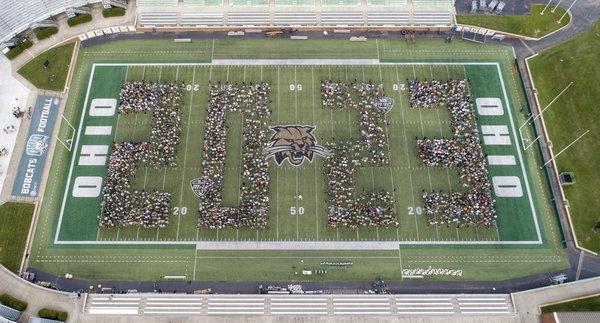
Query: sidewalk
0 56 30 198
0 265 82 323
513 276 600 322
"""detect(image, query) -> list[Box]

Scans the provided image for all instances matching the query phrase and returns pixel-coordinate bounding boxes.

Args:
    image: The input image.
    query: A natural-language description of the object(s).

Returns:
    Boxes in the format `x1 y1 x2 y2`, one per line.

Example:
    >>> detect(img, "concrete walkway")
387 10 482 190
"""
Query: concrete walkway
513 276 600 322
0 56 30 197
0 265 82 322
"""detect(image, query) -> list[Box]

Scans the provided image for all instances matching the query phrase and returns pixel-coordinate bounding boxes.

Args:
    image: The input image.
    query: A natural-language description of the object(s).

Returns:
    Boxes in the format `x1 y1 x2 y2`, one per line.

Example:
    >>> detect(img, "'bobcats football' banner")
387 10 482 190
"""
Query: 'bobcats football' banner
12 95 60 197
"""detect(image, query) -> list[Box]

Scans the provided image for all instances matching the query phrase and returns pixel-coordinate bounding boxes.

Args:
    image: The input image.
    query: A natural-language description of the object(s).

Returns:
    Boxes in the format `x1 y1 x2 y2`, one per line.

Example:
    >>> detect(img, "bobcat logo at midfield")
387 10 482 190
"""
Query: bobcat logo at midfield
264 125 331 166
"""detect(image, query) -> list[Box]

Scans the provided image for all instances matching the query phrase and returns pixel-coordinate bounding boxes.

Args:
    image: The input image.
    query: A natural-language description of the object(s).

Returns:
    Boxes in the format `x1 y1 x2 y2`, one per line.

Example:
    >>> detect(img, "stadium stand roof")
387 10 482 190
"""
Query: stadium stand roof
0 0 100 43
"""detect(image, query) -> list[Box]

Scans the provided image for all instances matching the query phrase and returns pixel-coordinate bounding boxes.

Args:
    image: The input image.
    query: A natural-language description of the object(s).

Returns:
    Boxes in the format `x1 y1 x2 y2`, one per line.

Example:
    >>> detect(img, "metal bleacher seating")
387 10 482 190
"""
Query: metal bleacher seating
275 0 315 6
180 13 224 25
229 0 269 5
321 11 363 25
412 10 453 25
139 12 178 26
228 12 270 25
182 0 223 6
367 0 407 6
137 0 178 6
412 0 454 6
367 11 410 25
321 0 361 6
131 0 455 29
273 12 317 25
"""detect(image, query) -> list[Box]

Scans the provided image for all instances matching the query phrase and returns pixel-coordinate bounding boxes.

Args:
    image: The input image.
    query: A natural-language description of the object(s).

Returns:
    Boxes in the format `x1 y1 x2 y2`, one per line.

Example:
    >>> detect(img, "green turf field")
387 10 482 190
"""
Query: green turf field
27 39 568 281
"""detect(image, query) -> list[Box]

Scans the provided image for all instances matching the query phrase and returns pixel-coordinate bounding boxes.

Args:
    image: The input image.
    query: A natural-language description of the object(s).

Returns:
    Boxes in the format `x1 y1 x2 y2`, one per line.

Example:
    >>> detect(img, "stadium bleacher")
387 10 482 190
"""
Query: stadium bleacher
229 0 269 5
413 0 454 6
412 10 453 25
367 11 410 25
137 0 178 6
321 11 364 25
0 0 456 45
367 0 408 6
273 12 317 25
228 12 270 25
321 0 361 5
139 12 178 26
275 0 315 6
180 13 224 25
183 0 223 6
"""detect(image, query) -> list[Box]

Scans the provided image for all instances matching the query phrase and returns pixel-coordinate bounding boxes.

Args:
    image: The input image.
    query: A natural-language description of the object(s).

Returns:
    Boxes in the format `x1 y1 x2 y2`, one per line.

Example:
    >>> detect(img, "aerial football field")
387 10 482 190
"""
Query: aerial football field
28 39 568 281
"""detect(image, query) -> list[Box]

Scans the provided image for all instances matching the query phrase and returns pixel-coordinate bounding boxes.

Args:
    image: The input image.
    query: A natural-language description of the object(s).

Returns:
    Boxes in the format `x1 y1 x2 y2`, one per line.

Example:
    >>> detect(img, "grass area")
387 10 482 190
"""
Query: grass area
102 7 126 18
18 43 74 92
4 40 33 60
0 294 28 311
27 39 568 281
0 203 34 273
529 21 600 253
541 295 600 313
456 4 569 38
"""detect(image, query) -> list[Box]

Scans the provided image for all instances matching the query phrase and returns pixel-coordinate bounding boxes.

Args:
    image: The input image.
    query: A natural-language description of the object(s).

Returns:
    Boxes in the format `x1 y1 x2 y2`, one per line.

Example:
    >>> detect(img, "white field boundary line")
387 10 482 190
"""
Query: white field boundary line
53 61 542 246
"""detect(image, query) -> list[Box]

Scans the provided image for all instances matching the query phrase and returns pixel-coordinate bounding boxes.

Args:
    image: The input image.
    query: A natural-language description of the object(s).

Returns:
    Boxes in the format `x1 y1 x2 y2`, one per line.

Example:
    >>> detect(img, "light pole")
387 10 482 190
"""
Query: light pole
558 0 579 24
540 0 553 15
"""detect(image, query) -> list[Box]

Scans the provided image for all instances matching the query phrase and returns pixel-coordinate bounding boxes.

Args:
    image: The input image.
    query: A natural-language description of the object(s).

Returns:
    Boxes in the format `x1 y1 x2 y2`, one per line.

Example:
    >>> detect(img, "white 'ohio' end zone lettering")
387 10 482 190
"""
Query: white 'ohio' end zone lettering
476 97 504 116
78 145 109 166
481 125 511 145
89 98 117 117
72 176 102 197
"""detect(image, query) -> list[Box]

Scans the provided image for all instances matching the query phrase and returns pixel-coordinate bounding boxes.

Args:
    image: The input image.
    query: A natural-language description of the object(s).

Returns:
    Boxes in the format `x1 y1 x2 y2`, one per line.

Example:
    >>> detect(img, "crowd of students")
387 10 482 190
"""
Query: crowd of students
99 82 182 228
321 81 398 228
409 79 496 227
197 82 271 229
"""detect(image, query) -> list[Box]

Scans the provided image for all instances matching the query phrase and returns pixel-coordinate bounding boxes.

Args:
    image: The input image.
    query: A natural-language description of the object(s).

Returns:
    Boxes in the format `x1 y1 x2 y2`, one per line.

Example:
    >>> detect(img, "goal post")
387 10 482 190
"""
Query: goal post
56 115 76 152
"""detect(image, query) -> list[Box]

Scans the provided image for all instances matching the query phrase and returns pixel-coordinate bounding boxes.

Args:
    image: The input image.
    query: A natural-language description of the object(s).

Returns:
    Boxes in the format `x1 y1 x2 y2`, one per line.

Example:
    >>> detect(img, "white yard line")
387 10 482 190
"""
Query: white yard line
294 66 299 240
414 65 439 241
310 67 320 241
276 66 280 240
395 66 419 240
378 66 400 241
175 66 197 240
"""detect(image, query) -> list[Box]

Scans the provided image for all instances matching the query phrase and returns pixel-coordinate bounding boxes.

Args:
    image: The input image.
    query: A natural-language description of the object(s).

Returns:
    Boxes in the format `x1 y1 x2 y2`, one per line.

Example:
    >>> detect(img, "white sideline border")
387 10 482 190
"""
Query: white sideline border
53 61 543 247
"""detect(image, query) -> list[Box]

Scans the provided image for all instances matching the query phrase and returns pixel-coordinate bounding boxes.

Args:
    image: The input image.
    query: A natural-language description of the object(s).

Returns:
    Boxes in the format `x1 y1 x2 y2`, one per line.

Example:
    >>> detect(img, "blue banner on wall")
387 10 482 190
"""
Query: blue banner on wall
12 95 60 197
